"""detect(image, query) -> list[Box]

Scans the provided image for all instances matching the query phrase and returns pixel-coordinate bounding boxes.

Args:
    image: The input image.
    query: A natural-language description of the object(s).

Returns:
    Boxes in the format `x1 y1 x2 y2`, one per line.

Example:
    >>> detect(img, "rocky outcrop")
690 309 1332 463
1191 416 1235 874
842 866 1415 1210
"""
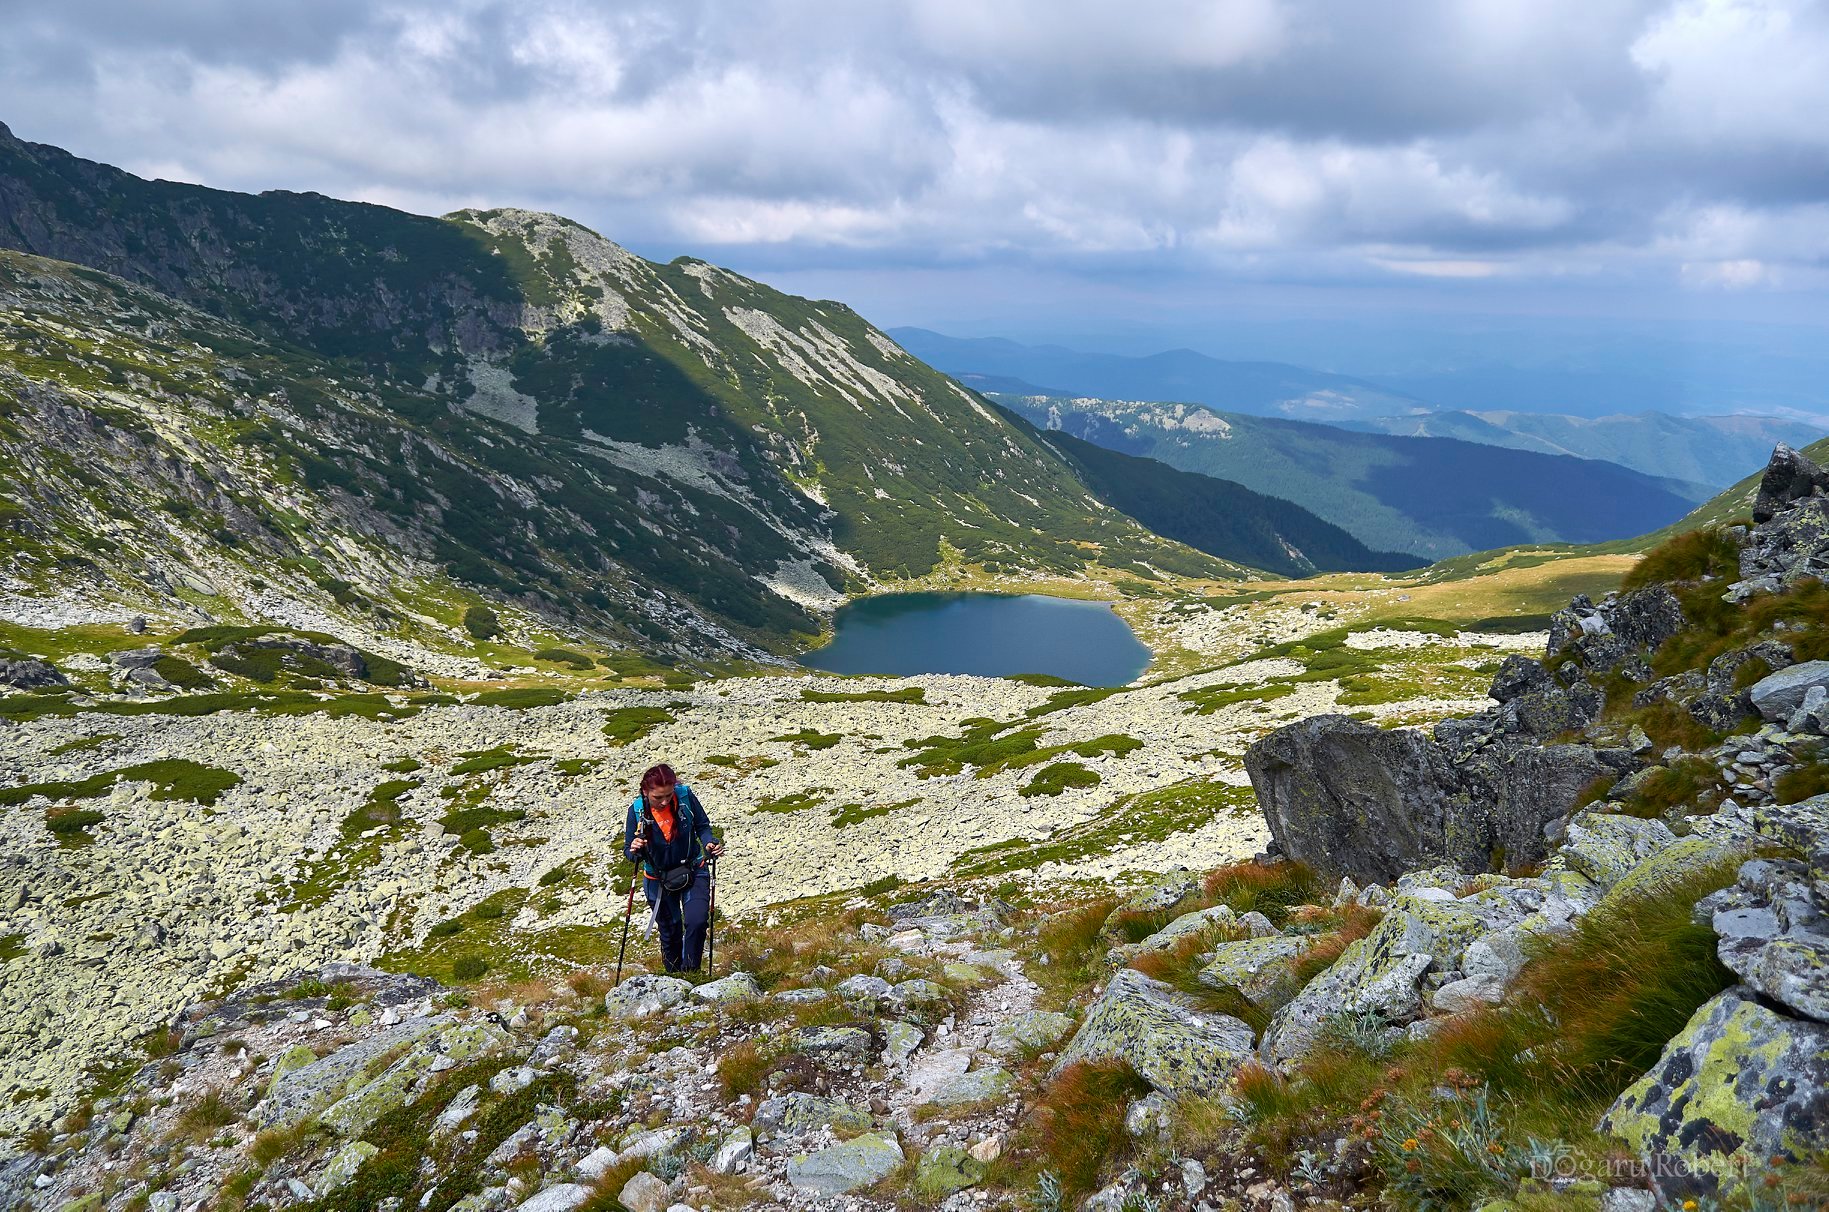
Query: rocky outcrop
0 657 66 690
1752 442 1829 523
1246 713 1633 884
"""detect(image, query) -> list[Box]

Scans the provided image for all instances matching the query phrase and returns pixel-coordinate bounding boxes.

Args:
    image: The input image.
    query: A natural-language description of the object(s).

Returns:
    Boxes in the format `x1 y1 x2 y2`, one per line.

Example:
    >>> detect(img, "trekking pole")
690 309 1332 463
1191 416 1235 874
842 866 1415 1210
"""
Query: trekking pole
613 871 638 985
706 856 718 977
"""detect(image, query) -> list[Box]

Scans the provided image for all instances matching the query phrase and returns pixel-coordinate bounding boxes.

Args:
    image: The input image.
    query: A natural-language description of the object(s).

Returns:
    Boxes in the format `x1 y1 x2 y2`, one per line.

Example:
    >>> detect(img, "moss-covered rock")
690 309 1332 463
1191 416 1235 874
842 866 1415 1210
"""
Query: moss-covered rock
1054 968 1254 1097
603 973 692 1018
1602 988 1829 1203
1554 812 1677 890
259 1014 449 1130
753 1093 872 1142
319 1019 510 1138
316 1139 378 1194
987 1009 1074 1055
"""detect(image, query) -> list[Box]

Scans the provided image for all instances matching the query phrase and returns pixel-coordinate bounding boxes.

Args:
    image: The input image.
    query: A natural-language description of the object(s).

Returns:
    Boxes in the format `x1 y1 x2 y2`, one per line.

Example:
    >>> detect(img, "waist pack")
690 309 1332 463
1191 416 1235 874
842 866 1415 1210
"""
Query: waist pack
656 861 695 894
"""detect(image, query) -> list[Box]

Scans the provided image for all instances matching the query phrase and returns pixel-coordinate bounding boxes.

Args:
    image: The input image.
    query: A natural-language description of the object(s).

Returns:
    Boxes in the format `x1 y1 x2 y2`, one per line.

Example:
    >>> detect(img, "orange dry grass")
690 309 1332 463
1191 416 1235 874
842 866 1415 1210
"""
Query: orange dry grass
1016 1059 1151 1198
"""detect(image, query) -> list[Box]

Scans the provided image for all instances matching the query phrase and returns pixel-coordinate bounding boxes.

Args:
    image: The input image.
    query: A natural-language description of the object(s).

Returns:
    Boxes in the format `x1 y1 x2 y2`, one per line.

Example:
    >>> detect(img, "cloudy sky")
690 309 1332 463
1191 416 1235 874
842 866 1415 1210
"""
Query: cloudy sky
7 0 1829 371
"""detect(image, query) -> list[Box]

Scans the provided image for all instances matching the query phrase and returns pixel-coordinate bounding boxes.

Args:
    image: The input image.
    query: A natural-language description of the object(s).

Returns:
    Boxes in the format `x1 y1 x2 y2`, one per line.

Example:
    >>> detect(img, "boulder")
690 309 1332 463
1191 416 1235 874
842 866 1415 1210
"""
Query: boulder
1597 836 1748 915
1752 442 1829 523
618 1172 670 1212
604 974 692 1018
690 972 761 1003
914 1145 984 1198
785 1132 904 1195
1547 588 1687 680
987 1009 1075 1054
1602 988 1829 1202
516 1184 591 1212
791 1025 875 1061
1130 905 1237 954
920 1066 1012 1106
883 1020 924 1065
1554 814 1677 891
1197 936 1309 1005
752 1093 873 1142
1749 660 1829 723
1055 968 1255 1097
1246 713 1634 884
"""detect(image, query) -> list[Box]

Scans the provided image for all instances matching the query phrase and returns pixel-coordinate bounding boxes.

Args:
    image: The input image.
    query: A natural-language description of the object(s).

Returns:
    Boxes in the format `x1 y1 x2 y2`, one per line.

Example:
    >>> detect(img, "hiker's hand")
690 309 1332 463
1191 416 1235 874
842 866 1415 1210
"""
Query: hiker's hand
628 836 646 853
707 841 726 857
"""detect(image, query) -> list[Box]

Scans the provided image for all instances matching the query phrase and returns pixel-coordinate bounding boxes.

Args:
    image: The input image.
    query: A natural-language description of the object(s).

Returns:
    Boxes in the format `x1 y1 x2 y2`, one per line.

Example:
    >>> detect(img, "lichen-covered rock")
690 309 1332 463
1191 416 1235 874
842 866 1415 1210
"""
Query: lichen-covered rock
690 972 761 1003
792 1025 875 1060
1246 713 1635 884
1055 968 1254 1097
890 978 950 1010
618 1171 670 1212
883 1020 924 1065
0 657 66 690
320 1019 510 1138
316 1140 377 1194
710 1125 753 1174
1701 858 1829 1022
603 974 692 1018
1261 893 1513 1065
1128 904 1236 956
785 1131 903 1195
921 1066 1011 1106
1598 835 1747 915
987 1009 1075 1054
1554 813 1677 891
915 1145 985 1197
259 1014 449 1129
1197 936 1308 1005
1752 442 1829 523
752 1093 873 1142
1602 988 1829 1202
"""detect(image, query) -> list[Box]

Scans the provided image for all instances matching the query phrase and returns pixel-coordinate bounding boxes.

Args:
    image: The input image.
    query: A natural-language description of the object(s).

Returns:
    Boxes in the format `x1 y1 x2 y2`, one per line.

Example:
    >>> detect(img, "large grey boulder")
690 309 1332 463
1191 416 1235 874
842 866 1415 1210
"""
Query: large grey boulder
1603 988 1829 1203
987 1010 1075 1055
604 974 692 1018
1197 936 1309 1005
516 1184 591 1212
690 972 761 1003
1054 968 1254 1097
319 1019 511 1138
1245 713 1633 884
785 1132 904 1195
1752 442 1829 523
1749 660 1829 723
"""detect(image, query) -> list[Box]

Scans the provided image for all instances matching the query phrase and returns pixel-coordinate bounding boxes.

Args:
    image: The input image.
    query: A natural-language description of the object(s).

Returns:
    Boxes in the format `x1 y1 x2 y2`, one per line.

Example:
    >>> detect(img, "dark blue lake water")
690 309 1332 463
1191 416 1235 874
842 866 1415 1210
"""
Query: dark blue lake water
798 592 1151 686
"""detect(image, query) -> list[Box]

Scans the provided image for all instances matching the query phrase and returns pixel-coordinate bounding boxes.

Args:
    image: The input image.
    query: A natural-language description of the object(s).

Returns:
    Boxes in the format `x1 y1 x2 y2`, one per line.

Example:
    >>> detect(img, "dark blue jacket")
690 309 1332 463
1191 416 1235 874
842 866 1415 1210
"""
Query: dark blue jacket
623 783 716 880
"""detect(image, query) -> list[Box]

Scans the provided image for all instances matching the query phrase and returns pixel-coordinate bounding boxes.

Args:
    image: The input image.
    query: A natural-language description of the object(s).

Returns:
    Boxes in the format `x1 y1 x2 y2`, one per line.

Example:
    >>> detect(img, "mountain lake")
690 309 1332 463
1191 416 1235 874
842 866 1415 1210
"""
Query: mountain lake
798 591 1151 685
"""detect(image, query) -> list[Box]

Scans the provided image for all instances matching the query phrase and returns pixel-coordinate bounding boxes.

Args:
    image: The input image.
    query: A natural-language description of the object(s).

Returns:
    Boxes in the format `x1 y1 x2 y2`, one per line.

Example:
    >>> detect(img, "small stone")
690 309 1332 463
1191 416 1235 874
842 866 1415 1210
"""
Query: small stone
710 1126 753 1174
968 1134 1003 1163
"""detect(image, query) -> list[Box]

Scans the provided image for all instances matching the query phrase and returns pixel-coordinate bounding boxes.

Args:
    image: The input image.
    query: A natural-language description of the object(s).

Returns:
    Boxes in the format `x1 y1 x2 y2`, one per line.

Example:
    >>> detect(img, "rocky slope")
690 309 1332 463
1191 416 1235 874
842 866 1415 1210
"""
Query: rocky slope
7 447 1826 1212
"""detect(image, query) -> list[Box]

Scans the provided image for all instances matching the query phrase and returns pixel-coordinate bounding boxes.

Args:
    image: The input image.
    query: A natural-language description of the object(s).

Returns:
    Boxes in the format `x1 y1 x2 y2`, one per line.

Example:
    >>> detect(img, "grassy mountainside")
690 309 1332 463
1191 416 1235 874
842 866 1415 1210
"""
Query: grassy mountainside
1350 409 1822 489
1020 418 1424 576
0 124 1243 658
993 392 1711 560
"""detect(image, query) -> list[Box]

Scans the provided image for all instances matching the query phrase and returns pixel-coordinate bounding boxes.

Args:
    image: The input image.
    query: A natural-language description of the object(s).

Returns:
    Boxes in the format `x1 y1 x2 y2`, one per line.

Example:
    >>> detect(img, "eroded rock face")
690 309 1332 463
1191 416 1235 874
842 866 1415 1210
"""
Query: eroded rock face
1246 713 1633 884
1054 968 1254 1097
1602 988 1829 1203
0 656 66 689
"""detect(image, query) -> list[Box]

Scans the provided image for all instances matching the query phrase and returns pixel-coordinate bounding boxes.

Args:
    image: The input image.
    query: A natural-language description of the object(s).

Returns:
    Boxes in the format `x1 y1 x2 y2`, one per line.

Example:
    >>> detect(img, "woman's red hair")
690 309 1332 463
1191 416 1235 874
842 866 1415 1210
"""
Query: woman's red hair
640 763 678 793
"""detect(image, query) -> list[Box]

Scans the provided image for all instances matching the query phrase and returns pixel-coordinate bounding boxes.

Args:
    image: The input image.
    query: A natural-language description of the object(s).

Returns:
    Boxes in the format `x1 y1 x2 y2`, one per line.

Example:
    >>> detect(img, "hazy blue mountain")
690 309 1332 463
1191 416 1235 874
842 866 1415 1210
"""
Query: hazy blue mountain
892 327 1430 422
1347 410 1823 489
990 407 1425 576
992 393 1711 560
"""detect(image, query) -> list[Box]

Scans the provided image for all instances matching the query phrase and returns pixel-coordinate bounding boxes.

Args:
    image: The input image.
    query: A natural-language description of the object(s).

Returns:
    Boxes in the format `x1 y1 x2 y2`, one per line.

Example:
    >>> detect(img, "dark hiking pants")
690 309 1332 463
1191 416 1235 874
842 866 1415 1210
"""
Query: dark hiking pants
643 872 710 973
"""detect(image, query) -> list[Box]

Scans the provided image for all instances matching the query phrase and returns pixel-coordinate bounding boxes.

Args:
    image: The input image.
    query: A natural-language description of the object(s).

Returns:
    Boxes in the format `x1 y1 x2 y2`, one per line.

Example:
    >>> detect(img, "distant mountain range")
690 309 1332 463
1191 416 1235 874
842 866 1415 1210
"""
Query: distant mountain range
991 393 1710 560
891 328 1427 422
1344 410 1822 491
913 330 1825 492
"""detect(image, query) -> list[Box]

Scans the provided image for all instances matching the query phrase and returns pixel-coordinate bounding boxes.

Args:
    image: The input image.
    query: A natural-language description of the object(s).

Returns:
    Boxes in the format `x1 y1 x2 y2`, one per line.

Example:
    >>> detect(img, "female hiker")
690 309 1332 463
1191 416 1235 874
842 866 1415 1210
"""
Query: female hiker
624 763 724 973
